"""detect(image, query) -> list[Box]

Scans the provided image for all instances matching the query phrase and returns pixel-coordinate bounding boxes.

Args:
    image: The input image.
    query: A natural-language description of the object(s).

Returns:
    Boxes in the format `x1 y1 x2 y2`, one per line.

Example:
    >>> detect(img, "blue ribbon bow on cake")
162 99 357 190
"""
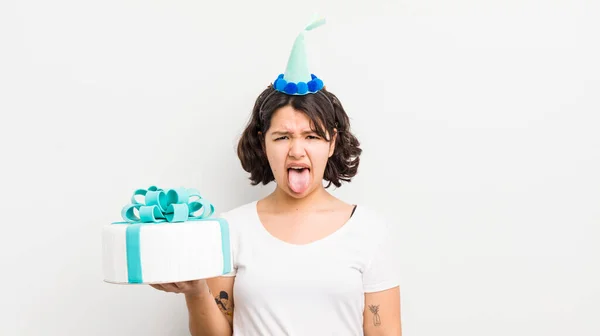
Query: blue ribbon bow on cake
117 186 215 224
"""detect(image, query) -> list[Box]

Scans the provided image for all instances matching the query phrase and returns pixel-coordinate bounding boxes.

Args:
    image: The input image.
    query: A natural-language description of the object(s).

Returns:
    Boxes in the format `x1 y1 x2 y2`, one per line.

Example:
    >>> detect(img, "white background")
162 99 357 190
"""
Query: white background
1 0 598 335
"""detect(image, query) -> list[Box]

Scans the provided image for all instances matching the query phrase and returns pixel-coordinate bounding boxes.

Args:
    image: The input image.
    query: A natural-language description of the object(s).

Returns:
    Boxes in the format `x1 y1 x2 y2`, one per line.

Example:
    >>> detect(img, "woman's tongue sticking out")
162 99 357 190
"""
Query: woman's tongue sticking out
288 168 310 194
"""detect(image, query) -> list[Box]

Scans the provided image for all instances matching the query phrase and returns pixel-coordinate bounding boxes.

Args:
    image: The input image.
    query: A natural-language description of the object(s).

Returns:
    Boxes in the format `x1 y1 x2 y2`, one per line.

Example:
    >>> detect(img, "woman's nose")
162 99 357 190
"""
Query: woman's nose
288 138 306 158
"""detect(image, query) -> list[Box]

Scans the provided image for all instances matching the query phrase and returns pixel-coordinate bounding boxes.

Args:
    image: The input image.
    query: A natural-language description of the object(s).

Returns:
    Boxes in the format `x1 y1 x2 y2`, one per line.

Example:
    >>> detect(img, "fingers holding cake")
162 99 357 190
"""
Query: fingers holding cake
150 283 181 293
149 280 207 296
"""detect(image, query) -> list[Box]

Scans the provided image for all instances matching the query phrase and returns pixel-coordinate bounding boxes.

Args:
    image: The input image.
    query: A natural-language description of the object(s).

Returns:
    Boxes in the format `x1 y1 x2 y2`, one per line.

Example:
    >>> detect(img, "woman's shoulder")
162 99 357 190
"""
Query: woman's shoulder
353 204 389 224
350 204 394 236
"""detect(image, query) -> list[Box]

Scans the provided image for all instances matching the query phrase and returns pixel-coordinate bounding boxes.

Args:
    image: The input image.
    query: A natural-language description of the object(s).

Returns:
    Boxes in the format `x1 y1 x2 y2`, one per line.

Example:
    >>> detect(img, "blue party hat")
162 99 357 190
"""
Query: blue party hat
272 16 326 95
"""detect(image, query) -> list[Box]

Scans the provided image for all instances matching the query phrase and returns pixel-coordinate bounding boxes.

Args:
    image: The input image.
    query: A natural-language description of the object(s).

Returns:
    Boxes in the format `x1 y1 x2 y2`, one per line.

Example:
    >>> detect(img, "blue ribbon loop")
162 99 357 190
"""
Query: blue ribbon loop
112 186 231 283
118 186 214 224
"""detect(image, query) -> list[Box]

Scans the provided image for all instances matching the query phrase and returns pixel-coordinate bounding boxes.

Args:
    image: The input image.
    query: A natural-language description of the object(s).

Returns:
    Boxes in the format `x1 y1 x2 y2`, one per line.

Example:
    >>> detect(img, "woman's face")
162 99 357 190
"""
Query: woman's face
264 105 336 198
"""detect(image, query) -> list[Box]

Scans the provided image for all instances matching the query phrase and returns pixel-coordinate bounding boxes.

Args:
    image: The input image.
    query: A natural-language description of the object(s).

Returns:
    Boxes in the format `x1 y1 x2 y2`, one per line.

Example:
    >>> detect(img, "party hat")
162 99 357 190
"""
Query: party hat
272 16 326 95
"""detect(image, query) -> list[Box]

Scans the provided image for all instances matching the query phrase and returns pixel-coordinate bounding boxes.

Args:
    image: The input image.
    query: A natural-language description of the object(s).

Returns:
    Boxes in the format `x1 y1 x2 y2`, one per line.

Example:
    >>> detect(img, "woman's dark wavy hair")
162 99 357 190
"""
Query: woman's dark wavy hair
237 85 362 188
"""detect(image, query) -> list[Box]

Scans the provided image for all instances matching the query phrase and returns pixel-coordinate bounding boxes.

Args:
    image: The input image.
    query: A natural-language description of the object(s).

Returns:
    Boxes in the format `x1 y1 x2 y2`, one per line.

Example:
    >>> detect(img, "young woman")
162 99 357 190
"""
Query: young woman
150 85 402 335
151 17 401 335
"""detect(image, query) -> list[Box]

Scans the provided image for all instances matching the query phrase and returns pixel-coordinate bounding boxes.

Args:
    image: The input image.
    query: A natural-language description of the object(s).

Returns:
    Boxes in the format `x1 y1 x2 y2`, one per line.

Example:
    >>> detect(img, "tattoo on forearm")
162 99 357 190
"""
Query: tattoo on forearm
368 304 381 326
214 290 233 316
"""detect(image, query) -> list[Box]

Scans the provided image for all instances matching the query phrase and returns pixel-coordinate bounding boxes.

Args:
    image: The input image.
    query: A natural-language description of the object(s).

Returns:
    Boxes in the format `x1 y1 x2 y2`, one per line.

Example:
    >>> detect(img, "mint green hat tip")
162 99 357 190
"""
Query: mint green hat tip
272 17 326 95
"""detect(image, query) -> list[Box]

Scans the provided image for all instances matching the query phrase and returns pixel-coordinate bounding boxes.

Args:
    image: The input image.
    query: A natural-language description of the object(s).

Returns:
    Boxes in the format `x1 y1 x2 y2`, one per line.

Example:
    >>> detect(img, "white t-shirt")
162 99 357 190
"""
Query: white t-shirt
219 201 399 336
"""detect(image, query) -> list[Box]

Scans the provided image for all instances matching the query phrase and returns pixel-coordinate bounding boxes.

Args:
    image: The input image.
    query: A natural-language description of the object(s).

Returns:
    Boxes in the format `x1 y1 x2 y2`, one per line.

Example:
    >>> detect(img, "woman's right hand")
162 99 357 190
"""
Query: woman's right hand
149 279 208 297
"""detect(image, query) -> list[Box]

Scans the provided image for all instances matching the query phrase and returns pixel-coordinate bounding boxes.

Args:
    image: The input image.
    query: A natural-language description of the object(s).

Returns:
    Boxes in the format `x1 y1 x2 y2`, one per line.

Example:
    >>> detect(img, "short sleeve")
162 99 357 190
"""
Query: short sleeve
219 212 237 277
362 221 400 293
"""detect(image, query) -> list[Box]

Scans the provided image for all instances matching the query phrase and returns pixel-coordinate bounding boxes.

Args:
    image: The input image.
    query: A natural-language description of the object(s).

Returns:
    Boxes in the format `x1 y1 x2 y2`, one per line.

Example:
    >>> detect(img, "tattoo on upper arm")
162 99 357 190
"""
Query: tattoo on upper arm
368 304 381 326
214 290 233 316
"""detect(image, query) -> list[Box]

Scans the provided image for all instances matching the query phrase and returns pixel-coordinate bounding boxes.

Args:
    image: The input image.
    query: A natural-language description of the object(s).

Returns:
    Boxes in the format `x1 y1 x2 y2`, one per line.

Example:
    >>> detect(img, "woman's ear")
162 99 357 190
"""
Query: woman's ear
328 128 338 158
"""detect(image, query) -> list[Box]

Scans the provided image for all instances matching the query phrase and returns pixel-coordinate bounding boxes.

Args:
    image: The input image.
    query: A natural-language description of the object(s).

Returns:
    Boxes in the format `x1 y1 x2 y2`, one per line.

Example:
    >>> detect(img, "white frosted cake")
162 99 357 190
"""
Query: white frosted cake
102 186 232 284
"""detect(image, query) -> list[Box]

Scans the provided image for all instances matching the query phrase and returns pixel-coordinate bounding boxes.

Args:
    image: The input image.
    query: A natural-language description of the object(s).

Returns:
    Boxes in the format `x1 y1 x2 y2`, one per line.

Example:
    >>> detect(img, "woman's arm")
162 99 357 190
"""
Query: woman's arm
152 276 235 336
363 286 402 336
185 276 235 336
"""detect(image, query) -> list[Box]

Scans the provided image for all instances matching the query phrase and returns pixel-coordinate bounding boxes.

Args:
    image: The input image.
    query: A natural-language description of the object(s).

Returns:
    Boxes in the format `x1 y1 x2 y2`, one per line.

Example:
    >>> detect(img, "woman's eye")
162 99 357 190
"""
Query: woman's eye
307 135 319 140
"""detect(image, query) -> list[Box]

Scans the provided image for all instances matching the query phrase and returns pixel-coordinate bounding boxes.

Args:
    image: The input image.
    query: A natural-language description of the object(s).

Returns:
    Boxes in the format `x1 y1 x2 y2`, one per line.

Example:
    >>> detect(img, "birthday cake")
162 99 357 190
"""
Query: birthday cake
102 186 232 284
